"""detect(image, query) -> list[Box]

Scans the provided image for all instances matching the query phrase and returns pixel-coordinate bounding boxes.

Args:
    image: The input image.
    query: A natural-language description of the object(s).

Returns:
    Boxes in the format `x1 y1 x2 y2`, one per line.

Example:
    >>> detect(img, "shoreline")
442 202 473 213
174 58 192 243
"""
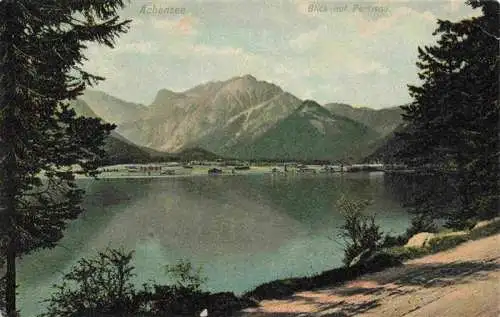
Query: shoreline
74 171 385 179
238 231 500 316
237 219 500 316
74 165 387 179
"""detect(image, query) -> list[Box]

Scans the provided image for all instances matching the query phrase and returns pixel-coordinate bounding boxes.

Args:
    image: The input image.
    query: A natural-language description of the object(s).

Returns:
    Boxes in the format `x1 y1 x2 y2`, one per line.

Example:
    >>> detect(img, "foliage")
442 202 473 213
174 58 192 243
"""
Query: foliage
142 284 206 316
386 219 500 261
139 260 208 316
40 248 218 317
385 246 429 261
427 235 469 253
165 259 207 292
380 233 408 248
40 249 141 317
469 220 500 240
0 1 130 314
381 213 439 249
41 249 216 317
361 251 403 273
405 213 438 238
336 196 384 266
395 0 499 229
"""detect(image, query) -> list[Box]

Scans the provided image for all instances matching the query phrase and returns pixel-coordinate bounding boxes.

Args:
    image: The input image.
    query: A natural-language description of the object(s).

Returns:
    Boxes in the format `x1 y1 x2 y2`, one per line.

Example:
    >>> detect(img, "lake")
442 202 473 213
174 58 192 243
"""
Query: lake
16 172 411 316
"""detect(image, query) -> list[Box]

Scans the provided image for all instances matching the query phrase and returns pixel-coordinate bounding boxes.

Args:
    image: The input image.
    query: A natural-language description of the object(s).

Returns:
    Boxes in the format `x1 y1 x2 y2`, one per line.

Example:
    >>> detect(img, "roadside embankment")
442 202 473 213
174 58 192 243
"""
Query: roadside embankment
237 218 500 317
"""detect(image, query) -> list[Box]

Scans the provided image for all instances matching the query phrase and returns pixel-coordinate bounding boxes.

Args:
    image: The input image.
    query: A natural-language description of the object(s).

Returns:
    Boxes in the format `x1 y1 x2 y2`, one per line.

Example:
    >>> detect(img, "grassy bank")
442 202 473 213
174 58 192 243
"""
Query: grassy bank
386 219 500 261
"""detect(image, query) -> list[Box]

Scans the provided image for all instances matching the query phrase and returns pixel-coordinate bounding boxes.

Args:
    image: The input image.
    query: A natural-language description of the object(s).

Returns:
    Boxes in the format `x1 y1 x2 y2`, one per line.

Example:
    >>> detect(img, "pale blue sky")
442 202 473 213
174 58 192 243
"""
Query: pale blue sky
83 0 478 109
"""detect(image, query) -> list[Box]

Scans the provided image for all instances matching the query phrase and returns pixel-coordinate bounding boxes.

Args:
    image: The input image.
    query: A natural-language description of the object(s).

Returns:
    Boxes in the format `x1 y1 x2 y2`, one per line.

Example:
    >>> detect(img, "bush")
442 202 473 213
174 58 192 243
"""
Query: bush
337 196 384 266
469 220 500 240
405 213 437 238
381 233 408 248
362 251 403 272
40 249 141 317
144 260 208 316
41 250 217 317
385 246 429 261
144 284 207 316
427 234 469 253
165 259 207 292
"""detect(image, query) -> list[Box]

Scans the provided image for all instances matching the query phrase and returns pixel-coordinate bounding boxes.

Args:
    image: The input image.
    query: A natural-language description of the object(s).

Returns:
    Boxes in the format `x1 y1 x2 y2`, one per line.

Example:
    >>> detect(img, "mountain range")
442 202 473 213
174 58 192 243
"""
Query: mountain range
72 75 404 163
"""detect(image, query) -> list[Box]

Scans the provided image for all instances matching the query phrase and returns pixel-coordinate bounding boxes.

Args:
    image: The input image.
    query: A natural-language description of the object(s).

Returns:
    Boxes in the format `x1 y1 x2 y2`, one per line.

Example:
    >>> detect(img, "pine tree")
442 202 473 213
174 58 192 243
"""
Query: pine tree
396 0 499 228
0 1 131 315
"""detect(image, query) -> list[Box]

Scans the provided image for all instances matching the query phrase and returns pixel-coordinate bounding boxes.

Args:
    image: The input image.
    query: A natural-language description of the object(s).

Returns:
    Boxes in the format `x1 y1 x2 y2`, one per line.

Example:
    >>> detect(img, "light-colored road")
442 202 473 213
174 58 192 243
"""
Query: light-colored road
240 234 500 317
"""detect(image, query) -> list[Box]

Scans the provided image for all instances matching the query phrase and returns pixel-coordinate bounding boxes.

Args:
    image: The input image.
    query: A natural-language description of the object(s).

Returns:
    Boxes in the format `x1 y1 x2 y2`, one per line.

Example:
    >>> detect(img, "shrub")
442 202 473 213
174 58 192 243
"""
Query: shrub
381 233 408 248
40 250 214 317
40 249 140 317
337 196 384 266
145 284 206 316
143 260 209 316
405 213 437 239
469 220 500 240
361 251 403 272
427 235 469 253
385 246 429 261
165 259 207 292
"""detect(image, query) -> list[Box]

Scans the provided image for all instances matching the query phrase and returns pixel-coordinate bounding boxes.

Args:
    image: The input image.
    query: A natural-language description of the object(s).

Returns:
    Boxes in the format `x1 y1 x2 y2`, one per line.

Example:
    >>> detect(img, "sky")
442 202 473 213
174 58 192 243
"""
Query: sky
83 0 479 109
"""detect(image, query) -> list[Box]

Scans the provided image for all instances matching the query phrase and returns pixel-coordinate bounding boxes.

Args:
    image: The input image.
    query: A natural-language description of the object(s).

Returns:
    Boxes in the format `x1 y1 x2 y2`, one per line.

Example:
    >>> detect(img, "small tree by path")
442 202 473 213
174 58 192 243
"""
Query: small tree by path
337 196 384 266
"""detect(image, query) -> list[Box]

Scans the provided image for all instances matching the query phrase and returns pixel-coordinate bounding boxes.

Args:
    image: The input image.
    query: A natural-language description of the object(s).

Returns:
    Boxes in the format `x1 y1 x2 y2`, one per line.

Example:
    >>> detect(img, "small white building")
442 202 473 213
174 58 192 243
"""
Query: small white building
165 162 181 167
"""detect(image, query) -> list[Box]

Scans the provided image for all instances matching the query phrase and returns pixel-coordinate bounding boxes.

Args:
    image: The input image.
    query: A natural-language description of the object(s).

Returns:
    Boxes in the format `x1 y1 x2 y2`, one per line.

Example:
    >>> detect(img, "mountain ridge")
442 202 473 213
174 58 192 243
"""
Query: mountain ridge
76 75 405 162
79 90 148 124
117 74 303 153
324 102 403 137
68 98 220 164
226 100 381 161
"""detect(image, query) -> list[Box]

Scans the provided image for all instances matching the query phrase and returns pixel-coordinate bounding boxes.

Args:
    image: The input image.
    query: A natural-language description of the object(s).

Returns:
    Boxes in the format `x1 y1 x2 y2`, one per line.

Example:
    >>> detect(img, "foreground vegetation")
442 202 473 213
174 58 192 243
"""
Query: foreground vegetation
37 250 253 317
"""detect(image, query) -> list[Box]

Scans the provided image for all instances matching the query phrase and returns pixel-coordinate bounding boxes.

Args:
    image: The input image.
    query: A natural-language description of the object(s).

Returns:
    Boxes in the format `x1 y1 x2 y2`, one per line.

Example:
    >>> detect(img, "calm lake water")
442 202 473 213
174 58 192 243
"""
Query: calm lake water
17 172 411 316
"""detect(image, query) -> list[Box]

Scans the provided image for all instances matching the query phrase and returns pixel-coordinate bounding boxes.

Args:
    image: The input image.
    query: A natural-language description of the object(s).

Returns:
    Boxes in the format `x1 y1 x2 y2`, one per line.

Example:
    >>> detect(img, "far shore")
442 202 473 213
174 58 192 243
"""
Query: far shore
71 162 396 179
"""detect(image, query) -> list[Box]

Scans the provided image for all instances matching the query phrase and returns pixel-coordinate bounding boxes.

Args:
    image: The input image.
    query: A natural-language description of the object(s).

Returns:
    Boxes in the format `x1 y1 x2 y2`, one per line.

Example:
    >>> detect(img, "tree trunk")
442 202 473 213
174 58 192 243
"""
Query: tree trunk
456 151 472 226
5 243 15 317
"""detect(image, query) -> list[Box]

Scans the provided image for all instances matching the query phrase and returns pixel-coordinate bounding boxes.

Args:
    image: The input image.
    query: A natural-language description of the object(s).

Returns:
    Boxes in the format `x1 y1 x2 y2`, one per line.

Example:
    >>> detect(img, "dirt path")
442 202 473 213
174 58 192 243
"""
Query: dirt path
239 234 500 317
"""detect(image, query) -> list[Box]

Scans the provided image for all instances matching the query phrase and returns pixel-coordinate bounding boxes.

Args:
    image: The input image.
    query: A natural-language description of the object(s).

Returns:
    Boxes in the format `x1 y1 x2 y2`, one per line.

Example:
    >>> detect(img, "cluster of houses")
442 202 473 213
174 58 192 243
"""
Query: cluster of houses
115 160 251 176
126 165 162 172
270 163 385 174
97 161 393 177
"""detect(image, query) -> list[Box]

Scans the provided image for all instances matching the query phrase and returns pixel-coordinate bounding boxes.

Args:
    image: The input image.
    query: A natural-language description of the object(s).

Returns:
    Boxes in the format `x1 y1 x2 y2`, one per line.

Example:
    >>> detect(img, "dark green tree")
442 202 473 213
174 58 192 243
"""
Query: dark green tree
0 1 130 315
396 0 499 228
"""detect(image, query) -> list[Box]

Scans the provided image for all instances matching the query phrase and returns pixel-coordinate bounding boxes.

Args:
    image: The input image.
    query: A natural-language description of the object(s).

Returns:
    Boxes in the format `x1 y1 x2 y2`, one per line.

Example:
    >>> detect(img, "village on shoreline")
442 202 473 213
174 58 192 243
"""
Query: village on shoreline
87 160 409 178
